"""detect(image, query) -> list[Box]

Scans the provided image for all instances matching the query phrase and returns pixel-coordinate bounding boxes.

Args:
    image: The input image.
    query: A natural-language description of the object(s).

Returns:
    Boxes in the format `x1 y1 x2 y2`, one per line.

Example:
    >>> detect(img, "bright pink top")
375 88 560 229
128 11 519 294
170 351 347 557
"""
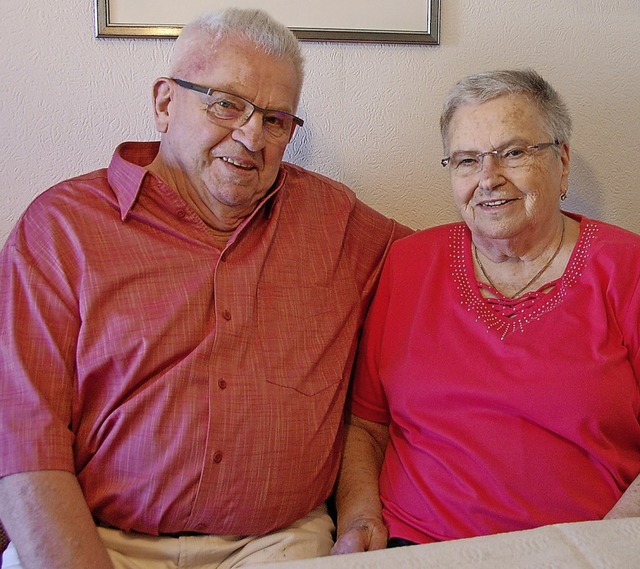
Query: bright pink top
0 142 411 536
351 215 640 543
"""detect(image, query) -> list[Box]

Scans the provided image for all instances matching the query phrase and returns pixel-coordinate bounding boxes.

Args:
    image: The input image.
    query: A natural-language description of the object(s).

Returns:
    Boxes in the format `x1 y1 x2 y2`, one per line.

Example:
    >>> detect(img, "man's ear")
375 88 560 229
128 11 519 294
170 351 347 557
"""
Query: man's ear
152 77 173 134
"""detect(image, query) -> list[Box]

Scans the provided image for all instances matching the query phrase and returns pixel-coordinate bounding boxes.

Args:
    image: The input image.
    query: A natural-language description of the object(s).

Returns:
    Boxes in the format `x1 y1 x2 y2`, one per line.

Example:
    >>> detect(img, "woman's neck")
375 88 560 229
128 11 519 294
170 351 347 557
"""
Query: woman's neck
472 215 579 299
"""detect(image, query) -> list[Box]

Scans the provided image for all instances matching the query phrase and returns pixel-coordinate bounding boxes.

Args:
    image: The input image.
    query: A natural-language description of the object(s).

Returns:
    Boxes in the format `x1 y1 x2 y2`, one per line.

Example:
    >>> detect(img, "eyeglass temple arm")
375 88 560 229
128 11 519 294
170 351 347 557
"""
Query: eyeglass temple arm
171 78 214 97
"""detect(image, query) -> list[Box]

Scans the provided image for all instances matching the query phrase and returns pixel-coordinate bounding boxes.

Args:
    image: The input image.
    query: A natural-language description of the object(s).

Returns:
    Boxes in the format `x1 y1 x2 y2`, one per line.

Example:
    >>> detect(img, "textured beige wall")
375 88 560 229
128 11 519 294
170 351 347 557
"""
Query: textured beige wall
1 0 639 245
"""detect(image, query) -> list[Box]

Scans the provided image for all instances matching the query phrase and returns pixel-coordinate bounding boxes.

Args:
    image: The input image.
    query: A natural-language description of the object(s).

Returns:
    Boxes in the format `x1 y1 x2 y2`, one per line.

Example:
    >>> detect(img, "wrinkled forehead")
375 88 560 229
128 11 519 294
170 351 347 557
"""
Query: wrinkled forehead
172 30 303 100
448 94 549 149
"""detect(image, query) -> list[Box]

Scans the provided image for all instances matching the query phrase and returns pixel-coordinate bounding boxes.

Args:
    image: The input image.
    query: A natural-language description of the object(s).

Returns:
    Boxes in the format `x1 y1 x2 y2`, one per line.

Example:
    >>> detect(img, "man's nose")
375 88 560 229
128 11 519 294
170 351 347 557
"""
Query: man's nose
232 112 267 151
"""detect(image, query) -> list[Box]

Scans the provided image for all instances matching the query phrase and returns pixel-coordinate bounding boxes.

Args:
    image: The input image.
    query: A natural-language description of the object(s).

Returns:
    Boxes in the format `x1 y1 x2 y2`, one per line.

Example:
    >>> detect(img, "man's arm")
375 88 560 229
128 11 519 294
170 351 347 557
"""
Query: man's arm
330 415 390 555
604 474 640 519
0 470 114 569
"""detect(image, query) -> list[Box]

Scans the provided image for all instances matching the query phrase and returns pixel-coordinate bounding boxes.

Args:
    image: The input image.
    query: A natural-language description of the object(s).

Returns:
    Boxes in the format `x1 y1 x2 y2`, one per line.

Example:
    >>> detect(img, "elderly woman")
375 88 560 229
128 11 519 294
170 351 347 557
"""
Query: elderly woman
331 69 640 553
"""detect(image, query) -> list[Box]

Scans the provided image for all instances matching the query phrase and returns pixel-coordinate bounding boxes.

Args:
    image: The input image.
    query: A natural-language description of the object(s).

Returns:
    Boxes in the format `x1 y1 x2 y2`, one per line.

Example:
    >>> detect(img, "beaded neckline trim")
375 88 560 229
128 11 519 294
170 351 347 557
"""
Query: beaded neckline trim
450 221 598 340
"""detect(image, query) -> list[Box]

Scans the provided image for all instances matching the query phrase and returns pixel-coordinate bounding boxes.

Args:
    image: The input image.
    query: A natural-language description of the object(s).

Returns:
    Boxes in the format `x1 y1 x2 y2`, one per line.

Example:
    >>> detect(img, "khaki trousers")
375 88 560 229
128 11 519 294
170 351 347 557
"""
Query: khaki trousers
2 504 334 568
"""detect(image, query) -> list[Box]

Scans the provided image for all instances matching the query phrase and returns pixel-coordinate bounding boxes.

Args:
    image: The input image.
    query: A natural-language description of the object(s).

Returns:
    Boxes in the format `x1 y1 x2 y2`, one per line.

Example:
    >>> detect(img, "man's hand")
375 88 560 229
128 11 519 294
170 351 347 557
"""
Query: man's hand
330 516 388 555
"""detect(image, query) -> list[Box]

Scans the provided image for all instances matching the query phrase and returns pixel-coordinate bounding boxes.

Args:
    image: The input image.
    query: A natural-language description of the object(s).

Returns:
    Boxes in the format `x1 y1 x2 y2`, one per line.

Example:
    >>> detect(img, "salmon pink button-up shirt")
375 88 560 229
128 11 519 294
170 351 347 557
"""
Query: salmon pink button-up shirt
0 141 412 536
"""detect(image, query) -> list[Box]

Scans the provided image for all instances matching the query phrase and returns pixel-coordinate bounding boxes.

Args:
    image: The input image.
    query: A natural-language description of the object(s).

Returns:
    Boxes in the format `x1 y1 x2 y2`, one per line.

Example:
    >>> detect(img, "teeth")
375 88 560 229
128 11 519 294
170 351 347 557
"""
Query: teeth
484 199 508 207
222 157 251 169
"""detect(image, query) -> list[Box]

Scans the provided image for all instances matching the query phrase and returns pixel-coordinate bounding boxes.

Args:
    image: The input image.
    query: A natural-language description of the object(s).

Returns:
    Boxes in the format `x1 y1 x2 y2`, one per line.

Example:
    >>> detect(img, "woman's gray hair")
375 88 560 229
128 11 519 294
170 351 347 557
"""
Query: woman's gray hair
440 69 572 155
171 8 305 95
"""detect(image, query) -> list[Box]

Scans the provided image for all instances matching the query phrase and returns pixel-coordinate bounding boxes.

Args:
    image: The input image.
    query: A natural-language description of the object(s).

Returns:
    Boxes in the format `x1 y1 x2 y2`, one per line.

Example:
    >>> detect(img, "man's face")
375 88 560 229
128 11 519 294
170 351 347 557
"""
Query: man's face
154 37 301 229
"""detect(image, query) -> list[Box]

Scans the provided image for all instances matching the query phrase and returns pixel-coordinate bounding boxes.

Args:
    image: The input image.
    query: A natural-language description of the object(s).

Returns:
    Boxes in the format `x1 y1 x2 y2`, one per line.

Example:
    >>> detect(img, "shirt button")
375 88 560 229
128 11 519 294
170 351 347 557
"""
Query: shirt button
176 210 186 218
194 523 206 531
218 379 227 390
222 310 232 321
213 451 223 463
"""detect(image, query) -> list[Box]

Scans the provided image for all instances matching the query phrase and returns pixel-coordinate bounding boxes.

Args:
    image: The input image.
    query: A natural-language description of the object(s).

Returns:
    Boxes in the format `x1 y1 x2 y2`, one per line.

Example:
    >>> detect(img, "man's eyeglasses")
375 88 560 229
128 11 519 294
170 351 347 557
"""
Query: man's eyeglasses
441 141 560 177
171 77 304 141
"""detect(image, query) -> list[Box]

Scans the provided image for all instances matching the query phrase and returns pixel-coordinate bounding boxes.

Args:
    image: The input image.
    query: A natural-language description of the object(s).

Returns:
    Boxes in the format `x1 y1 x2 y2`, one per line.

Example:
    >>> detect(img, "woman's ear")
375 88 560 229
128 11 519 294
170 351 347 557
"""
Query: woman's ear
152 77 173 134
559 142 571 189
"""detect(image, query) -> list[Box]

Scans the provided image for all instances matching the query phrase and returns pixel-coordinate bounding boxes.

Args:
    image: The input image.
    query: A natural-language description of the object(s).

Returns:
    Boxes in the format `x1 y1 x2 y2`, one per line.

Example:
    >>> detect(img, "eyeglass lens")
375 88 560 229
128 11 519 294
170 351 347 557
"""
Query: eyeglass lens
205 92 296 139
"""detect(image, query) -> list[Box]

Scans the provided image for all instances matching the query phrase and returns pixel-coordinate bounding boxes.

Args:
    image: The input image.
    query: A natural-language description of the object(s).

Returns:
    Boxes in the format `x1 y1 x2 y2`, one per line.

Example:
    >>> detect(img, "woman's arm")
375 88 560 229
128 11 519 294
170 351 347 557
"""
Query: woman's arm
331 415 390 554
0 470 114 569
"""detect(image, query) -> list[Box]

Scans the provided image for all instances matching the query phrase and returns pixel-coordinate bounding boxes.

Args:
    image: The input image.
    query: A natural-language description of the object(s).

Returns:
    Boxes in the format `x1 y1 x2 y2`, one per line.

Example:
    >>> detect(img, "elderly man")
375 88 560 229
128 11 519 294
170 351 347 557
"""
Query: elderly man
0 8 411 569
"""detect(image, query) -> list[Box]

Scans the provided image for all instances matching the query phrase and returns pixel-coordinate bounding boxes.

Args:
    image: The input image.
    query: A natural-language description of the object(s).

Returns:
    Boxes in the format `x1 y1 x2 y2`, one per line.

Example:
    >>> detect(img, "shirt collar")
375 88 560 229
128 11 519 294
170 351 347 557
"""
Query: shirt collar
107 141 159 220
107 141 289 223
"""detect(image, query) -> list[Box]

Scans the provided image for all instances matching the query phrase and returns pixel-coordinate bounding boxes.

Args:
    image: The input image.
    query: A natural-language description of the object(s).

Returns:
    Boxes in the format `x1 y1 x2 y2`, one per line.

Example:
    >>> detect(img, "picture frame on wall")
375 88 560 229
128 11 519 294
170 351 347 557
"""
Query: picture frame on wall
94 0 440 45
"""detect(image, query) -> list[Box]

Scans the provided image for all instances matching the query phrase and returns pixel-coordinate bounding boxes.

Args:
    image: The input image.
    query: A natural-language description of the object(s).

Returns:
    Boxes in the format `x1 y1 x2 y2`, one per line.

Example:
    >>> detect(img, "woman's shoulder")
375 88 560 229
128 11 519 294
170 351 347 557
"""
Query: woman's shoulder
392 222 464 250
396 221 463 241
385 222 466 273
577 214 640 250
571 214 640 292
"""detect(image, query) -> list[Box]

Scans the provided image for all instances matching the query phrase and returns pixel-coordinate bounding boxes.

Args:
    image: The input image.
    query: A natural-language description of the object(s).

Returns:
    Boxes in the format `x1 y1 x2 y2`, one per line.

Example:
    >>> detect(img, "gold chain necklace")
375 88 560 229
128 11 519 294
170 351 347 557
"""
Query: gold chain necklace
473 218 566 299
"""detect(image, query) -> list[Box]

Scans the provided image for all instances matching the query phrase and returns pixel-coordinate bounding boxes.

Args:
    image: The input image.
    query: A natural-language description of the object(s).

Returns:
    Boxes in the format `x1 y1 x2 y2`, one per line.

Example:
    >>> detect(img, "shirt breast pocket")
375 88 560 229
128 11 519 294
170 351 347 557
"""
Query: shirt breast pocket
256 280 359 396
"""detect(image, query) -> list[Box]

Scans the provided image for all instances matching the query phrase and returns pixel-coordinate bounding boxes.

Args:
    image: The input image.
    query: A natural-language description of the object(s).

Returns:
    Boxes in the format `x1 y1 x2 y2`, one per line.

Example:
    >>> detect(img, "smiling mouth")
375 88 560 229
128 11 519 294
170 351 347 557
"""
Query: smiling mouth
221 156 254 170
479 198 519 208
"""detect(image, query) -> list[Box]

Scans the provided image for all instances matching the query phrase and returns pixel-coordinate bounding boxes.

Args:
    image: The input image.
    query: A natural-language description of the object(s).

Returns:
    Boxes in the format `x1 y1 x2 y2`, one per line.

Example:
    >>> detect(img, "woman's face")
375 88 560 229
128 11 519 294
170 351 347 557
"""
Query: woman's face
446 94 570 245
